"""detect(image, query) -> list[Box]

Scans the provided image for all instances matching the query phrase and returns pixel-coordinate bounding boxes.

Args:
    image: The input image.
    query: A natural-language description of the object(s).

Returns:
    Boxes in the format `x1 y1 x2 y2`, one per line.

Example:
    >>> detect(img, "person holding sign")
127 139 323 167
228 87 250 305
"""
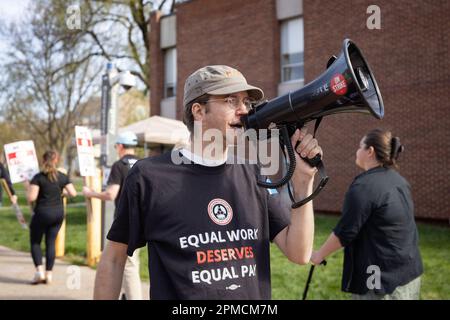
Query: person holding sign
25 150 77 285
83 131 142 300
94 65 322 300
3 141 40 229
0 162 18 206
0 163 27 229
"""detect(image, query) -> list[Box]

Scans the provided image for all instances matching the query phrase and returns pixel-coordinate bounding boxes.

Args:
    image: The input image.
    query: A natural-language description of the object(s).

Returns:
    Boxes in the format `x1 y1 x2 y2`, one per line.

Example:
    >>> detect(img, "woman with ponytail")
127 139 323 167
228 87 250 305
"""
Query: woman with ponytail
310 129 423 299
25 150 77 284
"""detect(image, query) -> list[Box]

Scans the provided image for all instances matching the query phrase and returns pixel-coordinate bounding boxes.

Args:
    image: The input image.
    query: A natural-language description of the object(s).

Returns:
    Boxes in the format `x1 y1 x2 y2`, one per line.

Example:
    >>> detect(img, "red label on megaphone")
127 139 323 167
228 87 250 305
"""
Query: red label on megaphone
330 74 347 95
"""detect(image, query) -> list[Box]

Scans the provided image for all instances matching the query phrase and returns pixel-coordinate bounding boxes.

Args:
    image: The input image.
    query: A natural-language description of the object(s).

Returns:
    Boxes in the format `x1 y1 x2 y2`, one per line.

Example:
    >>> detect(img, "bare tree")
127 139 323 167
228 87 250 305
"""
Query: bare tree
0 1 102 164
0 0 179 171
78 0 176 91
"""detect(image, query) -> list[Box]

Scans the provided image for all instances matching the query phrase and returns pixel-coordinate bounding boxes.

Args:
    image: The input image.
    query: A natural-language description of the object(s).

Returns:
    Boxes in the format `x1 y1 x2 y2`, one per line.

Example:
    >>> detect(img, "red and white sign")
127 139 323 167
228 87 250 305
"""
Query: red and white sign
330 73 348 96
4 140 39 183
75 126 96 177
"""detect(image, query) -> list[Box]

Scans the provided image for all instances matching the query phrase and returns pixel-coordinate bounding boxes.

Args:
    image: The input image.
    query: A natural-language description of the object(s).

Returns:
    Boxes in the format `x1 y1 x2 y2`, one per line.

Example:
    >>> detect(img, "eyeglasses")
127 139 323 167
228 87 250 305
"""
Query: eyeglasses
205 96 257 111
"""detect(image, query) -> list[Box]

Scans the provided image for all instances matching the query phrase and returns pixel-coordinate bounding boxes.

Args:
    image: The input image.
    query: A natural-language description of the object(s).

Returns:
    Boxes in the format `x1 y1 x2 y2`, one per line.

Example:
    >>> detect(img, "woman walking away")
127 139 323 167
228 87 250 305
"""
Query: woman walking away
25 150 77 285
310 128 423 300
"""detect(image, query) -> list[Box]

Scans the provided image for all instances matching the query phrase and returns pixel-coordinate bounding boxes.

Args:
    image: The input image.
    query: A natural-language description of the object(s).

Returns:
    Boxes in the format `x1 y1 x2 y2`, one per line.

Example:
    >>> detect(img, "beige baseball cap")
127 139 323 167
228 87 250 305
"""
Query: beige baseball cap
183 65 264 107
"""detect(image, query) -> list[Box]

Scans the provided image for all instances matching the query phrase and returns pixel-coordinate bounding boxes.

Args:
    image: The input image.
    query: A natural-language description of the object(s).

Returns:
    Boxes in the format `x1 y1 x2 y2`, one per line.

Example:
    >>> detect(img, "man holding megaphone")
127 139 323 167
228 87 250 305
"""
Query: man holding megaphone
94 65 322 300
94 39 384 300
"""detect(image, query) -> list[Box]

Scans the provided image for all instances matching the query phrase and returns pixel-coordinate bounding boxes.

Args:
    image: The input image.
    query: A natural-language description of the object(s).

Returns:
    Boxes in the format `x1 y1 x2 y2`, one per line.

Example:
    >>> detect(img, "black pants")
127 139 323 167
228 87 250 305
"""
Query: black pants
30 207 64 271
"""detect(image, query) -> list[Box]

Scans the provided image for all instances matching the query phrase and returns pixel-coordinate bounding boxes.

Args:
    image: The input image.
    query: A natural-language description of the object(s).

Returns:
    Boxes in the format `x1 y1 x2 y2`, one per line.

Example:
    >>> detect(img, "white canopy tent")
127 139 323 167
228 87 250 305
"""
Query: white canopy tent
118 115 190 147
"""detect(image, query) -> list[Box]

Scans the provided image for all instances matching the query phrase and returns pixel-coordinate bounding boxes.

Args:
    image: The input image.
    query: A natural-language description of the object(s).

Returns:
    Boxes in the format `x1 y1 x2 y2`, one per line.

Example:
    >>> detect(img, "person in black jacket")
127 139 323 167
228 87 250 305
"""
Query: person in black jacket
25 150 77 285
310 128 423 299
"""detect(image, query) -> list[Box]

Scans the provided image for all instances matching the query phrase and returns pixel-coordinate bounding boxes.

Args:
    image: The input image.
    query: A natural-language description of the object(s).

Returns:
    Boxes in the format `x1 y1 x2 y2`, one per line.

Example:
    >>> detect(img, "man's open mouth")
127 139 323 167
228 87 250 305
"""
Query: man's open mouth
229 123 243 129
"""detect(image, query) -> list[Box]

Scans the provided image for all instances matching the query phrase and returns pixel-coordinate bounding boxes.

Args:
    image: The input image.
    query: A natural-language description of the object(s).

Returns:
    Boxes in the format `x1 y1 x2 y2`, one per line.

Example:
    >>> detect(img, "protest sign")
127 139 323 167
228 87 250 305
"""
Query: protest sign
75 126 96 177
4 140 39 183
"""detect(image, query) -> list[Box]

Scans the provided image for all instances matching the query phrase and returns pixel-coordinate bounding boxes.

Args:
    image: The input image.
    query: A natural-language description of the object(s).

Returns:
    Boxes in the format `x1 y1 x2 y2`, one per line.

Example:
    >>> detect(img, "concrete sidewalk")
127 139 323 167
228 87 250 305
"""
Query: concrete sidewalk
0 245 150 300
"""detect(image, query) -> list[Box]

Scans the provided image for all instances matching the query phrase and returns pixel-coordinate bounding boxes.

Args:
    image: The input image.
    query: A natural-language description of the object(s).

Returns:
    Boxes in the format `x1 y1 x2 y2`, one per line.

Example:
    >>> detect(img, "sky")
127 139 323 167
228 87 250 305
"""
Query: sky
0 0 166 90
0 0 30 54
0 0 30 23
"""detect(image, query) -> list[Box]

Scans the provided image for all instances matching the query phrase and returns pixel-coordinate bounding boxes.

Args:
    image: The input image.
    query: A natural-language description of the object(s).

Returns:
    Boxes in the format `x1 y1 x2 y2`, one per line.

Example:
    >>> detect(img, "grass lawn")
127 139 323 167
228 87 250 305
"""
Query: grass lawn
1 181 449 299
271 215 450 300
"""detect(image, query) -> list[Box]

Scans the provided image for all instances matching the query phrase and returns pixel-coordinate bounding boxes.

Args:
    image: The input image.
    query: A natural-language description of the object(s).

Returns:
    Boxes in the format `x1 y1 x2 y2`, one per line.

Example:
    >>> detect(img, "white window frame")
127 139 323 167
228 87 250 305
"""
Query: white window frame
280 17 304 84
164 47 177 98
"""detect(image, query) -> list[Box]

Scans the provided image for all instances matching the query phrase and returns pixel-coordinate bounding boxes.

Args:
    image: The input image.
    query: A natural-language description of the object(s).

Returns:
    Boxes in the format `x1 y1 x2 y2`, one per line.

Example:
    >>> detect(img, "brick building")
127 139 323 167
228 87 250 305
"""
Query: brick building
149 0 450 221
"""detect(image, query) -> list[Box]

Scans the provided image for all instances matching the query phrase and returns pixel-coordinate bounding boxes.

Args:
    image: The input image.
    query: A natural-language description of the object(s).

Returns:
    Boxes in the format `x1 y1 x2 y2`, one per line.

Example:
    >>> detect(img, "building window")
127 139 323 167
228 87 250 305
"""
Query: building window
164 47 177 98
280 17 304 83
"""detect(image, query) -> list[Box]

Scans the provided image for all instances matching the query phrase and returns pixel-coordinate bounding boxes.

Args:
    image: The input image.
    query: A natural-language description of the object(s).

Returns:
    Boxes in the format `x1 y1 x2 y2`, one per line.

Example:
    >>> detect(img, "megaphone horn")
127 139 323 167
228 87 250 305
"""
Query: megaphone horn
242 39 384 208
243 38 384 131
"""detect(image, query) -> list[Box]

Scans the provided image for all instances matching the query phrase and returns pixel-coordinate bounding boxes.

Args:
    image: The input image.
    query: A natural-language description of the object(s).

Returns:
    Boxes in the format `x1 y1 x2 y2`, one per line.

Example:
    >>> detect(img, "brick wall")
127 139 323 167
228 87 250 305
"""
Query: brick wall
303 0 450 220
149 0 450 220
176 0 280 120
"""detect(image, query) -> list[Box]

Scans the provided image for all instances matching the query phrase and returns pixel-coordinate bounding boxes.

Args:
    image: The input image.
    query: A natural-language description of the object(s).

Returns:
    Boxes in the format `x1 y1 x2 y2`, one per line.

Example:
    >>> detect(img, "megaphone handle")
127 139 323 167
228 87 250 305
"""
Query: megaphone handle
292 116 323 166
301 152 322 167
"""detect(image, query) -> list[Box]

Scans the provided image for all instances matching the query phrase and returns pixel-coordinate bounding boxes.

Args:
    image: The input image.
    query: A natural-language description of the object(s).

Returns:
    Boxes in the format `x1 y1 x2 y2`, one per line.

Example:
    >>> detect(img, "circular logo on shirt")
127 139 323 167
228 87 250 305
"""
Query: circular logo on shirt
207 199 233 226
330 73 348 95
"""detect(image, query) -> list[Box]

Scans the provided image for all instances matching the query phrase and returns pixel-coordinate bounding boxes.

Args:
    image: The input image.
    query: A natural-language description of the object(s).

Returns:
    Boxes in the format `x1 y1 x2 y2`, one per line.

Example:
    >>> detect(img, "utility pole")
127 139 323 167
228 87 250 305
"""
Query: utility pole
100 62 136 248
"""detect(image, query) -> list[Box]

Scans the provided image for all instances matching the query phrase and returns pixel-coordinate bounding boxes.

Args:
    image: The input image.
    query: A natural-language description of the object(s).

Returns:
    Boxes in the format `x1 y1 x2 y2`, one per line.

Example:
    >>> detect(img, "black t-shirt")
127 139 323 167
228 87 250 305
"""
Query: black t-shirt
333 166 423 295
107 154 139 210
0 162 15 195
107 151 291 300
30 171 71 210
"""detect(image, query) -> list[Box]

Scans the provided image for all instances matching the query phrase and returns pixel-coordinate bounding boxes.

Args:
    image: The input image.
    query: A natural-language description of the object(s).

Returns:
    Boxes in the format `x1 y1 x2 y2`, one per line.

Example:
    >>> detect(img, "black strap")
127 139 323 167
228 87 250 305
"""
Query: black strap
313 116 323 138
289 117 329 208
256 125 297 189
291 161 329 208
257 118 329 208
